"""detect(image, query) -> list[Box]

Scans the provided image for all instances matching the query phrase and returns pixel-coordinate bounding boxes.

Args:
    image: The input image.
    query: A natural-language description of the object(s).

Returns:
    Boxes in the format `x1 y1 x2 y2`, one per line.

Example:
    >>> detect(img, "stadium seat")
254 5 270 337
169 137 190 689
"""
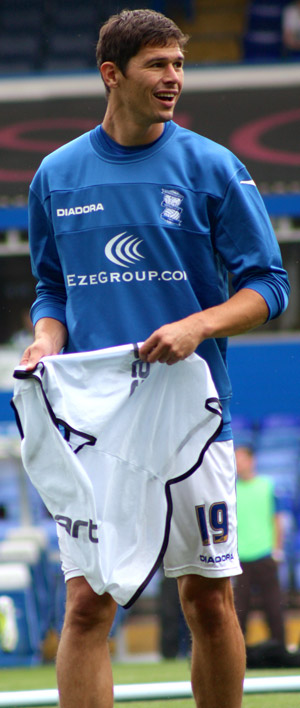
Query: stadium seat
231 415 256 449
260 413 300 429
150 0 195 21
43 31 96 71
243 0 284 61
6 526 53 630
0 539 50 640
0 563 41 666
47 5 98 33
0 33 41 73
247 2 283 33
256 414 300 450
243 31 282 60
0 459 23 526
1 6 43 33
39 519 66 634
256 446 299 482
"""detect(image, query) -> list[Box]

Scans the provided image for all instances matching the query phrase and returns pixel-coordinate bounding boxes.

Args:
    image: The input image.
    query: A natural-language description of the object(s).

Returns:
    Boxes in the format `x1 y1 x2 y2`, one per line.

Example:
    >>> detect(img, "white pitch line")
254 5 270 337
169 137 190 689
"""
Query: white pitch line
0 676 300 706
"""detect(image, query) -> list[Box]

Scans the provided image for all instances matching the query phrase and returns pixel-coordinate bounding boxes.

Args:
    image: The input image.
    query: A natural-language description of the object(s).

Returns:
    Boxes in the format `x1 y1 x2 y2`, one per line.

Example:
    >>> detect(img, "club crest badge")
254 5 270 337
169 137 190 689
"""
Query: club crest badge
160 188 184 225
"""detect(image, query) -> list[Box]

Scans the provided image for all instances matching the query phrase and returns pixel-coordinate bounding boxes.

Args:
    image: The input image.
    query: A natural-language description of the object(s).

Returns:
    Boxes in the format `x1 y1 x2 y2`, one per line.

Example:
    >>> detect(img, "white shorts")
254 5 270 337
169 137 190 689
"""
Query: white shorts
163 439 242 579
59 439 241 586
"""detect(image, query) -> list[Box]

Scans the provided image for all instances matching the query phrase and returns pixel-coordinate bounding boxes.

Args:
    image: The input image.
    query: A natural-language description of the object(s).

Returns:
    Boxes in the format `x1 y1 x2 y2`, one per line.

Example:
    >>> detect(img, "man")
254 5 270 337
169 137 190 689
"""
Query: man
21 9 289 708
234 445 285 646
282 0 300 57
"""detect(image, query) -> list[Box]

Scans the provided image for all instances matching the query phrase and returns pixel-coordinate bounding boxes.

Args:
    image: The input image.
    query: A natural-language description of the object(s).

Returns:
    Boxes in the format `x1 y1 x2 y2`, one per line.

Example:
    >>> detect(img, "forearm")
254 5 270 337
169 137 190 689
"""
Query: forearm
193 288 269 341
139 288 269 364
34 317 67 351
274 514 283 552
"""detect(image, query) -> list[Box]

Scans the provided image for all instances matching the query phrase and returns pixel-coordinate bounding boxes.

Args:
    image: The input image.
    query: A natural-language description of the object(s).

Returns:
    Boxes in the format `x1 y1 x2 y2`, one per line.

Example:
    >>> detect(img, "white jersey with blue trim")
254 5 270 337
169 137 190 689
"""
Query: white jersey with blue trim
12 344 222 606
28 120 289 438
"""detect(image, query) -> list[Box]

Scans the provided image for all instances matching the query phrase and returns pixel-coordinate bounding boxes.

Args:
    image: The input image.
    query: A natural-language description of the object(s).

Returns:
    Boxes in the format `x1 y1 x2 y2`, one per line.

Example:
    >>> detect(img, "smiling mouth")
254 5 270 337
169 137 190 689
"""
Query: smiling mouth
154 93 177 103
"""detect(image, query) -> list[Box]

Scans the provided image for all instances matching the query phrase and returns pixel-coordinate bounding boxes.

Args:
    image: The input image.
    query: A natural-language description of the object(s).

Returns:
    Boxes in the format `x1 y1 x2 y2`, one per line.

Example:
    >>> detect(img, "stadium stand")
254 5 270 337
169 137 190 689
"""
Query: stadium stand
0 0 190 74
243 0 285 60
242 0 299 61
0 0 247 73
1 0 299 72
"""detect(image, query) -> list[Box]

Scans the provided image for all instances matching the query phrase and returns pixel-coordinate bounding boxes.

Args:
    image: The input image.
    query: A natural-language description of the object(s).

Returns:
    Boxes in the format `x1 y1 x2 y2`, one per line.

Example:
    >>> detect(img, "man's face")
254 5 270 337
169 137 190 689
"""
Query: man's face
115 43 184 127
235 447 254 481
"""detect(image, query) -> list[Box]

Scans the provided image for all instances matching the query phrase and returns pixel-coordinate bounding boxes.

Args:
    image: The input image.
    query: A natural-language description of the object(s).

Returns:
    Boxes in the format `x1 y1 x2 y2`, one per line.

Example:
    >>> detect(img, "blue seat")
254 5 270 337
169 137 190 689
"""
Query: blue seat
231 415 256 449
0 460 23 525
0 563 41 666
43 30 95 71
40 521 66 634
260 413 300 430
0 539 51 640
256 447 300 511
256 415 300 451
150 0 195 20
244 31 282 60
0 32 41 72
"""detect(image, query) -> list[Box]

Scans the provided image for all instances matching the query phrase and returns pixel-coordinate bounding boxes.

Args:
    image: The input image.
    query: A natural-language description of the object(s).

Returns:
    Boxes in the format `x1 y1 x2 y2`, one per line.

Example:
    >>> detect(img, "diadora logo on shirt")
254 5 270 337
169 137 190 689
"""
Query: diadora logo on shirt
56 202 104 217
161 188 184 225
104 232 145 268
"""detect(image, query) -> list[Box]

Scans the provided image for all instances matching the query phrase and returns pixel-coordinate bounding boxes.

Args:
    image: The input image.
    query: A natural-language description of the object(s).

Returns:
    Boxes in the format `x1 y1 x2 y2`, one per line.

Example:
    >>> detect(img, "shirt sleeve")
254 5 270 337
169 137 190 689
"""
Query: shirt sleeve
212 165 290 320
28 186 67 327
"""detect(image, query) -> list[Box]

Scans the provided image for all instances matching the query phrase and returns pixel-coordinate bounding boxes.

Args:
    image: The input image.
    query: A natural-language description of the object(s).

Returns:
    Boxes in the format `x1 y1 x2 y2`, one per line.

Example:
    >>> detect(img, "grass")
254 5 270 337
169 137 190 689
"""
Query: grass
0 660 300 706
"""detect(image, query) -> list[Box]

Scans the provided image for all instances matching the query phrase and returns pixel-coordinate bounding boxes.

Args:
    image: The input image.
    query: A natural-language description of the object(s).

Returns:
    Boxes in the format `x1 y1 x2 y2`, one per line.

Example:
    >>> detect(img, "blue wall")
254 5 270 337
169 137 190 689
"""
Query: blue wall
228 337 300 423
0 391 15 422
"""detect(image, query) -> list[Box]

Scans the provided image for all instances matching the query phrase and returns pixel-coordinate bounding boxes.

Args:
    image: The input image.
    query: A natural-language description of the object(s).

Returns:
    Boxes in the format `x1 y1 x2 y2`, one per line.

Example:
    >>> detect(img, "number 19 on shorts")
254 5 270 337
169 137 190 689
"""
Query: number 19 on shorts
196 502 228 545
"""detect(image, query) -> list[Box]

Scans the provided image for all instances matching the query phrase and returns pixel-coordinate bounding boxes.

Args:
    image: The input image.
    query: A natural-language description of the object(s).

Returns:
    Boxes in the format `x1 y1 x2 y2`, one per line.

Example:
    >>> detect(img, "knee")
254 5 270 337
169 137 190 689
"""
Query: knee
64 578 117 634
178 575 234 635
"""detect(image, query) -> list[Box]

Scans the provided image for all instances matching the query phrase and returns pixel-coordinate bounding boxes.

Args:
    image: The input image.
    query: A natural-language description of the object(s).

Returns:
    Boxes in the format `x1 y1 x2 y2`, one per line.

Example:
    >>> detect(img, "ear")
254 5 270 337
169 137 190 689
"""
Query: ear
100 61 121 90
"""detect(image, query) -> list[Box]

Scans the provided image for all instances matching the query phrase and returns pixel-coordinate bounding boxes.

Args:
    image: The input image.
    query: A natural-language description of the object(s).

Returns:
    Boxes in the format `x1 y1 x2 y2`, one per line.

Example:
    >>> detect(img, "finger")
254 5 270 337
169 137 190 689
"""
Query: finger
139 341 163 362
157 347 181 364
20 349 40 370
138 338 157 360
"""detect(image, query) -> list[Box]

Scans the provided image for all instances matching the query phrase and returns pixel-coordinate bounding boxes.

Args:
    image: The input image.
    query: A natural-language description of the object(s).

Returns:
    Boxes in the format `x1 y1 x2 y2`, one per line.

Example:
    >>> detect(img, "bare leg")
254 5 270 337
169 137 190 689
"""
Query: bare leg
178 574 245 708
56 577 117 708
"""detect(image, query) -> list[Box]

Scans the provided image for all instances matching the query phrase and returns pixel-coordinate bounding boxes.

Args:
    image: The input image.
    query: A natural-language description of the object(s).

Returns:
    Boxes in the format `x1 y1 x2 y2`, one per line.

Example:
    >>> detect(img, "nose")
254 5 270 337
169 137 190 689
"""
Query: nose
163 63 180 83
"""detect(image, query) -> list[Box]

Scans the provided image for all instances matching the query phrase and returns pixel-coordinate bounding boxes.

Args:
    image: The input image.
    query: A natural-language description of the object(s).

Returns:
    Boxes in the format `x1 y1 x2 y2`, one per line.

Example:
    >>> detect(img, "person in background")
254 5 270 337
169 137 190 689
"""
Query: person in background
234 445 286 646
158 575 190 659
282 0 300 57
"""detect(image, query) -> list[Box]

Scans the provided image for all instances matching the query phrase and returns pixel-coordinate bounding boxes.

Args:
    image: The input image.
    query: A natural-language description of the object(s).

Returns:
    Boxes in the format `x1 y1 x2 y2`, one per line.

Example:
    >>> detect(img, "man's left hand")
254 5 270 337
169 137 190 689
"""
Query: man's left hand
138 316 202 365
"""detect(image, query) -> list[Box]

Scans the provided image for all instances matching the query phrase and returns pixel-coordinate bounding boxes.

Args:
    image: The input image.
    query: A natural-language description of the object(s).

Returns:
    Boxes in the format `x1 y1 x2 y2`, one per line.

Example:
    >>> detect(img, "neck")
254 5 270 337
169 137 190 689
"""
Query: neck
102 108 165 146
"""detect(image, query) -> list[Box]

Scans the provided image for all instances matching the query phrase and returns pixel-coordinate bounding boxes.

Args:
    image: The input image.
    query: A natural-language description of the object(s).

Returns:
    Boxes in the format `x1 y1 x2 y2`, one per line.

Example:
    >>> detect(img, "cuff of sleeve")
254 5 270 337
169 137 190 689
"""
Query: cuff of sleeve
245 282 288 321
31 304 67 327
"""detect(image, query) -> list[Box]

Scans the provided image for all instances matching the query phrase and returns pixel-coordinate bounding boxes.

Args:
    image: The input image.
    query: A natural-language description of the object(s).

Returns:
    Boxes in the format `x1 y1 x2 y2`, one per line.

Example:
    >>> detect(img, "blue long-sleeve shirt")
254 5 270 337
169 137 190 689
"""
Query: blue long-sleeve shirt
28 120 290 438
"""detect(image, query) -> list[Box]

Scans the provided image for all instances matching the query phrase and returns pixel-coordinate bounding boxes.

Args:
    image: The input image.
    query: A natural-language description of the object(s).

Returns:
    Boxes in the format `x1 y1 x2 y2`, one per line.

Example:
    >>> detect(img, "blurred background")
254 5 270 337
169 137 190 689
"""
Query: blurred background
0 0 300 668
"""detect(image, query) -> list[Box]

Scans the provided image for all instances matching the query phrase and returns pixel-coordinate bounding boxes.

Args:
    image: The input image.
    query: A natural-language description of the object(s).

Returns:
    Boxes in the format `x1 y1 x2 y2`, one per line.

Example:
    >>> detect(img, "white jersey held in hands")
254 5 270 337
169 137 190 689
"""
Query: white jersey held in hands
12 343 222 606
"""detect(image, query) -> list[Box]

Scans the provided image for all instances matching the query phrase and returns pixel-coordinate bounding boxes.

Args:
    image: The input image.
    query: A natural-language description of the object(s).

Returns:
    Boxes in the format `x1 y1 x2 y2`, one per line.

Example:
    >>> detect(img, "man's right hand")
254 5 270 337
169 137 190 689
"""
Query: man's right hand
20 318 68 370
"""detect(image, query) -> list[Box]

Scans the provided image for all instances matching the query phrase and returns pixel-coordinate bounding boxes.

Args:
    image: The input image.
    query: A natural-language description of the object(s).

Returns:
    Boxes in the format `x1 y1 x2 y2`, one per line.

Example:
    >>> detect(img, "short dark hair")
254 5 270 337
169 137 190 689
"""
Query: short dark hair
96 8 189 77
